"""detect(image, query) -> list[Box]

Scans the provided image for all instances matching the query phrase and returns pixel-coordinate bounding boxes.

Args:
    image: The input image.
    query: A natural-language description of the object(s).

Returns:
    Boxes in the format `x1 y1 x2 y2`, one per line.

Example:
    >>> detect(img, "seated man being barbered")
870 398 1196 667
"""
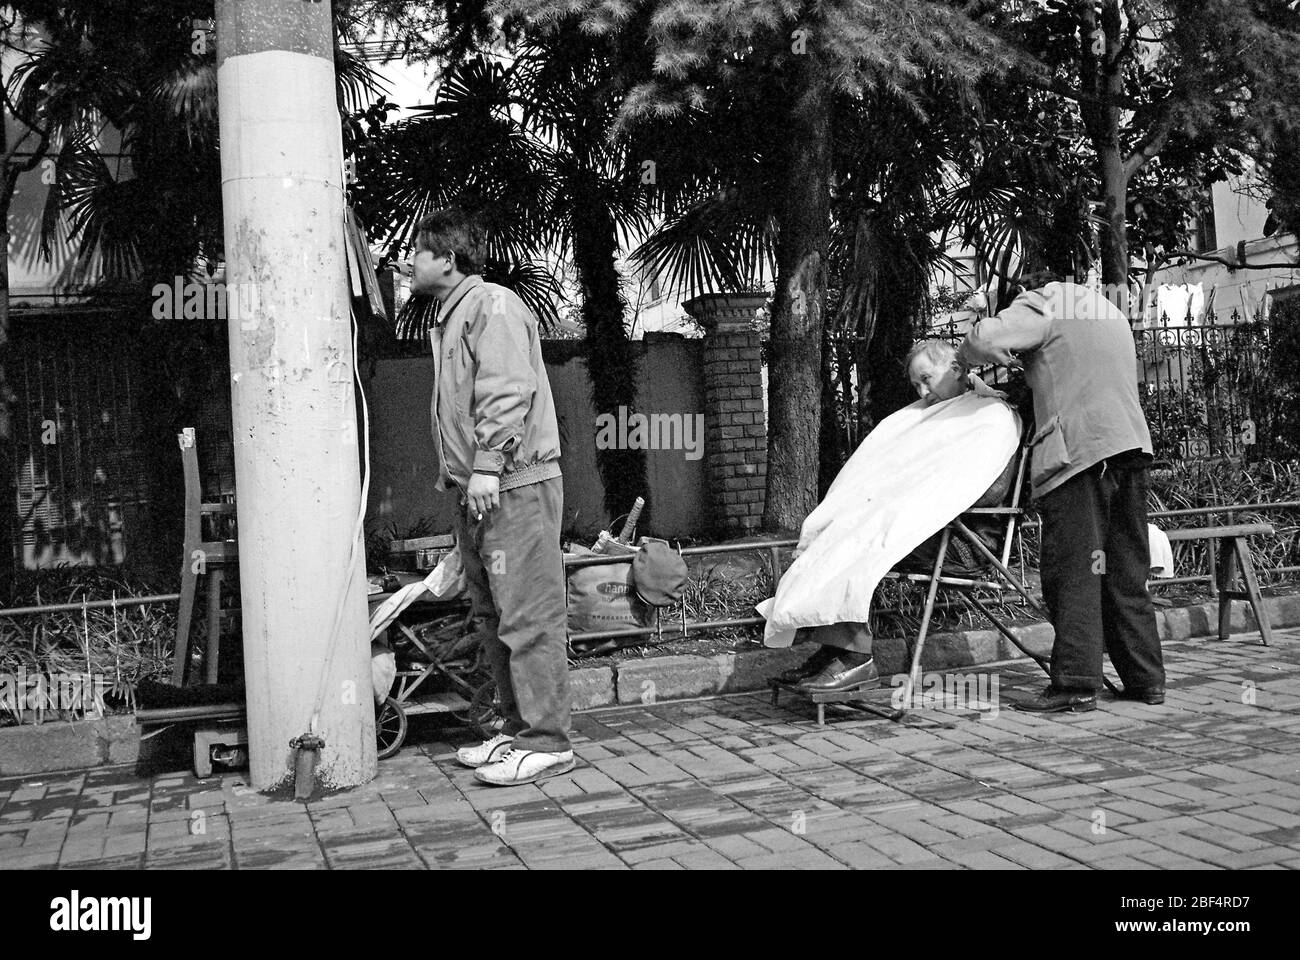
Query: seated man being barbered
761 338 1019 694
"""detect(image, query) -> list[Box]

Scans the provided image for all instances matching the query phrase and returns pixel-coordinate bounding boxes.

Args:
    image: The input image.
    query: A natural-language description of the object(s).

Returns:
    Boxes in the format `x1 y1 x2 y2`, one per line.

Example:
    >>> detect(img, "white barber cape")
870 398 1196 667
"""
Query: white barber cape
756 392 1021 647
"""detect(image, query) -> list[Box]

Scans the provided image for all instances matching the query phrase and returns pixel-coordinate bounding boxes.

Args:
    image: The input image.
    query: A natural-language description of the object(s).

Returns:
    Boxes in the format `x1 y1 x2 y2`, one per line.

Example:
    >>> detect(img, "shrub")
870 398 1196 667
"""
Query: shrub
1 567 175 725
1148 458 1300 590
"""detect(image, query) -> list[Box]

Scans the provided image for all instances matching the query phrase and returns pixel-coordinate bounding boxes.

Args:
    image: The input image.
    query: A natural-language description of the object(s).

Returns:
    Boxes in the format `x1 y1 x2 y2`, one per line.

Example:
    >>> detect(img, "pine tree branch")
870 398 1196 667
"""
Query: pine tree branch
1153 246 1299 272
1124 98 1180 181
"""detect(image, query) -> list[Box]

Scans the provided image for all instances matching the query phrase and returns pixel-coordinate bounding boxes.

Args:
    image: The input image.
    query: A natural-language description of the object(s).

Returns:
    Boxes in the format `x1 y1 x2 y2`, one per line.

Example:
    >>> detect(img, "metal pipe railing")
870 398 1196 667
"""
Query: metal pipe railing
1149 501 1300 519
569 615 768 645
0 593 182 618
564 539 798 570
134 703 243 724
4 496 1297 628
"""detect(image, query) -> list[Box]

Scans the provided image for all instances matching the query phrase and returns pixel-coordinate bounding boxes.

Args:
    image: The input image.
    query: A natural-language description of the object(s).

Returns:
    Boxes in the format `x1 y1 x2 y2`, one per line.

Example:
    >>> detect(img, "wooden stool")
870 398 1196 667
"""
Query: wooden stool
173 428 240 685
193 721 248 778
1165 523 1275 645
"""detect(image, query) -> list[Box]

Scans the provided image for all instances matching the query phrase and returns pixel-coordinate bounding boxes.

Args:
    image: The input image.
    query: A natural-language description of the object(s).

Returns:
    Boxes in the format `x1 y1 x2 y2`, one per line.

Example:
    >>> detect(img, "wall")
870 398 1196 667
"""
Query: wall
363 334 712 542
5 310 236 575
1149 233 1300 321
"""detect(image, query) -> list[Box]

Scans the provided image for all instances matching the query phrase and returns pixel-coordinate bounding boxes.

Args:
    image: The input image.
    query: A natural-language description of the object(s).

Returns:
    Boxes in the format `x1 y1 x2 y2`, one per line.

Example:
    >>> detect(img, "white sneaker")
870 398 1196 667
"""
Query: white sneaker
455 733 514 768
474 748 575 786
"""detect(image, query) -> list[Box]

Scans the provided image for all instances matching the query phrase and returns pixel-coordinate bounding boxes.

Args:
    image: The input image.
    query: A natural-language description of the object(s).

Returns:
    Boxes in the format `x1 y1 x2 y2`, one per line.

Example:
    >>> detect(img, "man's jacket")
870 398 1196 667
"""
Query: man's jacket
428 275 561 494
958 281 1151 499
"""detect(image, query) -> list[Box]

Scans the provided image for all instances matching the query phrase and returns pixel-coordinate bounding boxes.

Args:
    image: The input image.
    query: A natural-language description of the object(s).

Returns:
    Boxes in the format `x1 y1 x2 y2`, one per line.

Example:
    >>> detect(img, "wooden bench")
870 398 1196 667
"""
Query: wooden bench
1163 523 1275 645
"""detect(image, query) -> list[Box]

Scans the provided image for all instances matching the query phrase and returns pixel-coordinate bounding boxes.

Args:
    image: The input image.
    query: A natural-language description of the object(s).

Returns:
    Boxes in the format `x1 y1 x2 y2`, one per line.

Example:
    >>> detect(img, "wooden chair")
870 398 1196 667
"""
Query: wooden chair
173 428 239 685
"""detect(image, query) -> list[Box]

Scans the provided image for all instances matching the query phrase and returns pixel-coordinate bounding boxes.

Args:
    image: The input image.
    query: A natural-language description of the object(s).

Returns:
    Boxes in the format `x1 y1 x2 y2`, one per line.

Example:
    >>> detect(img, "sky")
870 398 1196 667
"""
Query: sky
369 57 439 118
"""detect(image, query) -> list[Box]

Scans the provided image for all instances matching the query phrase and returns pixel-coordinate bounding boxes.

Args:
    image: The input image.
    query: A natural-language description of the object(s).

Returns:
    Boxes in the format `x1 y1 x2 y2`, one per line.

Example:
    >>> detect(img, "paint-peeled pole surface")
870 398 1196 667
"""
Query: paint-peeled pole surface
216 0 333 67
215 4 375 789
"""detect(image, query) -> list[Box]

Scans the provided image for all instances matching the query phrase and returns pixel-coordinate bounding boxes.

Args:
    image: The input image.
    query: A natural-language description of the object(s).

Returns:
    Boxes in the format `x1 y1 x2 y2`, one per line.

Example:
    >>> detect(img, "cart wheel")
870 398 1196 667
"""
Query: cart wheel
376 697 407 760
466 679 506 741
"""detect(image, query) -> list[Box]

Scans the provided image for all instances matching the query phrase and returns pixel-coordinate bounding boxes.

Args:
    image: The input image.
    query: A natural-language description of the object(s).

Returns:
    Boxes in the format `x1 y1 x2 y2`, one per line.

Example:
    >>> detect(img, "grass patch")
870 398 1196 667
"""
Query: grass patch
1 567 175 725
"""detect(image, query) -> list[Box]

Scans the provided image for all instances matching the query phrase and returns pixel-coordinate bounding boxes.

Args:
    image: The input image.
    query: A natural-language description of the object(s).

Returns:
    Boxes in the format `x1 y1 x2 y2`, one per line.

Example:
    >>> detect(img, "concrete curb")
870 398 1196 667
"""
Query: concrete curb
0 715 138 778
569 592 1300 711
3 594 1297 776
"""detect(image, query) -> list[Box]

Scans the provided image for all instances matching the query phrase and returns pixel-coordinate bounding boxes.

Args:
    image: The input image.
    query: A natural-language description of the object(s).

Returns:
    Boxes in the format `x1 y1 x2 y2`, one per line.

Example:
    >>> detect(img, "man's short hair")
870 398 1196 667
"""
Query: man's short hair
415 208 487 275
1015 268 1063 292
906 338 960 372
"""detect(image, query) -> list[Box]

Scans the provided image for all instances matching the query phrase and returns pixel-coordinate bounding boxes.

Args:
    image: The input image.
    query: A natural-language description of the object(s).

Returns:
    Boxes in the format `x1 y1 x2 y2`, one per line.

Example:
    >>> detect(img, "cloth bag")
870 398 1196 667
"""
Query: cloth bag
631 539 689 607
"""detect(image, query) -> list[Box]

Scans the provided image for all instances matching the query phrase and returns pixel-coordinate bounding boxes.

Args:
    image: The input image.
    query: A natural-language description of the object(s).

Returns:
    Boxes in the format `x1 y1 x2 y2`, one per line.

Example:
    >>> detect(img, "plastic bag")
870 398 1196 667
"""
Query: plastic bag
565 543 647 638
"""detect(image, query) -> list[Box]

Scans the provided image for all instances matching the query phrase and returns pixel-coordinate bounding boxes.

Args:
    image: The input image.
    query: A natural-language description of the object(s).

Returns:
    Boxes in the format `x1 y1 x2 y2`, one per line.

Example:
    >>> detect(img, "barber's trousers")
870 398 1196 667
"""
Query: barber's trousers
1038 461 1165 692
456 476 572 753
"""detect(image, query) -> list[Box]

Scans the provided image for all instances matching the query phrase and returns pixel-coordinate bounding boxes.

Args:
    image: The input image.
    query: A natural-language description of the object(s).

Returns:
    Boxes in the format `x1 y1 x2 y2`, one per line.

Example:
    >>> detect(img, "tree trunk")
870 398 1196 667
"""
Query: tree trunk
866 289 918 428
0 218 13 592
1 115 23 591
816 330 840 499
216 0 373 790
1099 144 1129 290
764 48 830 533
571 171 648 528
1082 0 1131 293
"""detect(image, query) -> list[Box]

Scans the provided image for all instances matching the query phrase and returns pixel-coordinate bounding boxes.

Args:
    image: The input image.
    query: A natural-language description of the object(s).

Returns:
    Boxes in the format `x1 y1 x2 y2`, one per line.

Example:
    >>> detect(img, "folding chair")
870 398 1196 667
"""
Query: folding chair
173 428 239 686
776 421 1117 725
881 421 1126 720
772 425 1030 723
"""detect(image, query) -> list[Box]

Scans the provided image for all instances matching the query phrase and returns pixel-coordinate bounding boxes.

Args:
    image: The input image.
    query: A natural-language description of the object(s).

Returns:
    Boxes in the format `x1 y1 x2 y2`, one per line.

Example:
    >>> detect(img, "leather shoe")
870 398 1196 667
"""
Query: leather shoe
1115 685 1165 705
1014 684 1096 713
796 655 879 694
776 645 840 685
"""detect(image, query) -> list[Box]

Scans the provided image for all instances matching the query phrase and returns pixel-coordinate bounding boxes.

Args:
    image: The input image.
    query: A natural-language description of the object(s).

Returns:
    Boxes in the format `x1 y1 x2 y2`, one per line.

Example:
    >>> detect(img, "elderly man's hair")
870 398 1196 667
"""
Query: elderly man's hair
906 338 961 372
416 207 487 275
1015 268 1064 292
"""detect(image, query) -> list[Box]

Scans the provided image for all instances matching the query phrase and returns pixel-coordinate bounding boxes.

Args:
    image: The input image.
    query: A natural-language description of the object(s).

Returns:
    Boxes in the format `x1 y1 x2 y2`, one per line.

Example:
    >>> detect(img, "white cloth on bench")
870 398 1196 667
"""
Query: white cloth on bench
756 392 1021 647
1148 523 1174 578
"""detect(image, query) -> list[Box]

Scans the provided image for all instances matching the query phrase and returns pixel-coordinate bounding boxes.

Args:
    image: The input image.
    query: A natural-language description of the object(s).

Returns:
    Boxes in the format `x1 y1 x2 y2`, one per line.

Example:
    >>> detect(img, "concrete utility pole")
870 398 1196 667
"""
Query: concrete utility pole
216 0 374 789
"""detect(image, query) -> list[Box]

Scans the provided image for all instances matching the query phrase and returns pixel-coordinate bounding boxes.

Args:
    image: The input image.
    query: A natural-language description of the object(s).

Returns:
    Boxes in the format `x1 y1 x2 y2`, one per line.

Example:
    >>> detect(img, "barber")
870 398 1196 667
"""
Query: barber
958 271 1166 712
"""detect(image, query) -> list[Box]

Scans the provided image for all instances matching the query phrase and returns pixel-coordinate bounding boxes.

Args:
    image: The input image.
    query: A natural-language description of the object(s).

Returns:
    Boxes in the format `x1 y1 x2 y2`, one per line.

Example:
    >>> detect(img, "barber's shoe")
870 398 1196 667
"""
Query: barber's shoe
1115 685 1165 705
777 645 840 685
475 748 576 786
797 655 879 694
455 733 514 768
1014 684 1096 713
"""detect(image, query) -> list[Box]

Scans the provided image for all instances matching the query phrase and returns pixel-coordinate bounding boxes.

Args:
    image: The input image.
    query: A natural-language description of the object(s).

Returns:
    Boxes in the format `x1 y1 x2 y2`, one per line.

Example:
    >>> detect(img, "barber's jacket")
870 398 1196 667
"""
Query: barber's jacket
958 282 1151 499
428 275 562 495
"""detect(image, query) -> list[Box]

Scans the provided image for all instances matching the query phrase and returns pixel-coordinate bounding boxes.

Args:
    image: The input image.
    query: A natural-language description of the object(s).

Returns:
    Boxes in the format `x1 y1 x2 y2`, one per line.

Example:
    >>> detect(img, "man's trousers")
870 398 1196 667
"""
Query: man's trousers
455 476 572 753
794 622 873 655
1037 459 1165 692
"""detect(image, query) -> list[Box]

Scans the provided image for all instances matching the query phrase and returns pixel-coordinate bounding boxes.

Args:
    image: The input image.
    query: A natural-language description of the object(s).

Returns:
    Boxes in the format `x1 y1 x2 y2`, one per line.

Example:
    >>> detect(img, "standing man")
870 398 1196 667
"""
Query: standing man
959 272 1166 712
410 207 574 784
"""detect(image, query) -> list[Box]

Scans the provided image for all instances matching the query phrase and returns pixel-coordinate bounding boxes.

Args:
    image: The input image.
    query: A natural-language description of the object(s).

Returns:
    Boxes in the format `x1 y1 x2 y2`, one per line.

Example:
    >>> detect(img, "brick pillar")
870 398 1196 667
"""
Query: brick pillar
684 293 768 536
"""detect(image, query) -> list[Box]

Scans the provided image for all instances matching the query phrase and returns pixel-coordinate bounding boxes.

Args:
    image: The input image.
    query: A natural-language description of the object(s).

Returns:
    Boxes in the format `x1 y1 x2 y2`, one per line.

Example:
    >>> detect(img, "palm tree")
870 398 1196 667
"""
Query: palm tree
498 0 1018 532
352 55 564 330
356 23 666 526
1 0 382 577
631 67 1103 487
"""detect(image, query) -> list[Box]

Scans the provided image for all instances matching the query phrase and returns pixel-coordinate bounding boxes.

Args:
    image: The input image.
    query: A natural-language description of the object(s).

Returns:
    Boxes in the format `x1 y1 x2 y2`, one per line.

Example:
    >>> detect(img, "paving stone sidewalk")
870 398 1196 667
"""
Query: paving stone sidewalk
2 630 1299 870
